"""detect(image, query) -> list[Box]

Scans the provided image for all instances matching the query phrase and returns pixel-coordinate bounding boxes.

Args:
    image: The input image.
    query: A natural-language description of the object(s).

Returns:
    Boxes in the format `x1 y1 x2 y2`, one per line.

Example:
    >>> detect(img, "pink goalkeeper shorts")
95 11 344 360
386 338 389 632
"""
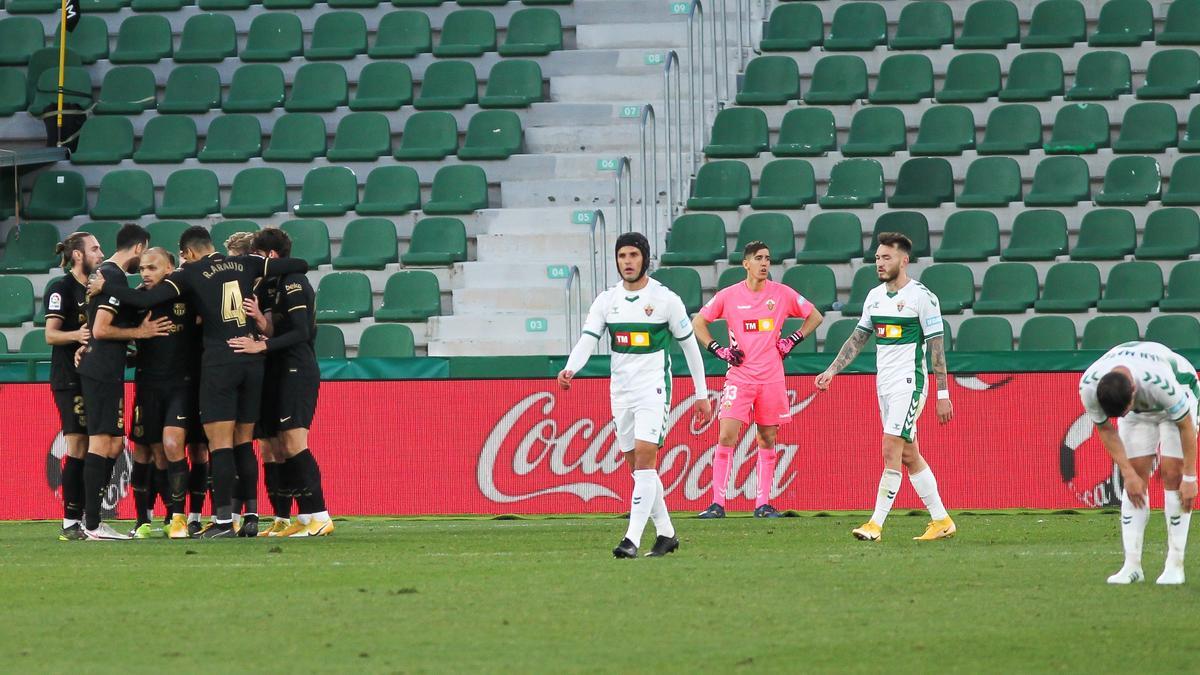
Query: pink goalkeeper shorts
717 380 792 427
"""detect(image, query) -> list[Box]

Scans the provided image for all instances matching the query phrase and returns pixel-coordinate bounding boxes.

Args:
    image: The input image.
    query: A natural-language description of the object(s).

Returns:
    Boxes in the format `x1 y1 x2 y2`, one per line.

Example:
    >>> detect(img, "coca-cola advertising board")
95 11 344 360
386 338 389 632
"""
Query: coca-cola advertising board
0 373 1152 520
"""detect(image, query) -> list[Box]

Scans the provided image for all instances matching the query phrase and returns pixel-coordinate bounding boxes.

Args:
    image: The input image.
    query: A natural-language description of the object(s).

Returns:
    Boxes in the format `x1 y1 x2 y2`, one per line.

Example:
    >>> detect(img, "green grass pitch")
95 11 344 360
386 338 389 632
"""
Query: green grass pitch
2 512 1197 673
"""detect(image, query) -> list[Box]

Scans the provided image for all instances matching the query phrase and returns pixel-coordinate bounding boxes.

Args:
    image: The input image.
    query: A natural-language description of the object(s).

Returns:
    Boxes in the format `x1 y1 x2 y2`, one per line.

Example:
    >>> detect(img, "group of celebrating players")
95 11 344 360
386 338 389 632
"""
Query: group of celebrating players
48 222 333 541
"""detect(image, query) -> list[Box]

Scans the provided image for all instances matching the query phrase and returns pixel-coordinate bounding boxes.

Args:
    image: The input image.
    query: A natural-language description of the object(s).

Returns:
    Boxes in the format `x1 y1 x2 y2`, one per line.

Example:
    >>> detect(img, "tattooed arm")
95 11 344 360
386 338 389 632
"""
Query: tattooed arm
928 335 954 424
814 328 870 390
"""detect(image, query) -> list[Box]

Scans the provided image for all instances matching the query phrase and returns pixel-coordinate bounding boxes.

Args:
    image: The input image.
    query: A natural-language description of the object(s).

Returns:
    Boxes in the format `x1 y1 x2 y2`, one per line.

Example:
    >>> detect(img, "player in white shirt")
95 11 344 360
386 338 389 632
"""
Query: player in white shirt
816 233 956 541
558 232 713 558
1078 341 1199 585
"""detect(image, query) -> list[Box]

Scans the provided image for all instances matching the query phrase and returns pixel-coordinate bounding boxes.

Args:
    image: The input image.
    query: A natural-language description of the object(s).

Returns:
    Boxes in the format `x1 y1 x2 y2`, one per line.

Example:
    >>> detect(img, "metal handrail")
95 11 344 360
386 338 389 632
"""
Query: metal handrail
588 209 608 294
614 156 632 237
718 0 729 103
662 51 685 222
637 103 658 255
563 265 583 354
686 0 720 176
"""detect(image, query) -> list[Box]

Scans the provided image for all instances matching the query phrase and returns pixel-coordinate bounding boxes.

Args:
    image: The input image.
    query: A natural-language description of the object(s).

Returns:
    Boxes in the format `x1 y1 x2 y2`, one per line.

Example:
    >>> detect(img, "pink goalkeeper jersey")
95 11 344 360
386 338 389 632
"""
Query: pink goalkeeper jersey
699 280 814 384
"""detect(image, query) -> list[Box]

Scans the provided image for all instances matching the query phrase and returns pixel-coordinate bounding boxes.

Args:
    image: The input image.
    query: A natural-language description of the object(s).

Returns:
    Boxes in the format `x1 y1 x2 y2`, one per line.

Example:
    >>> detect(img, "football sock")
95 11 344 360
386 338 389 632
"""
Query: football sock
82 453 108 531
870 469 904 526
131 461 151 526
62 455 85 523
232 442 258 516
210 449 235 524
624 469 657 546
1119 488 1150 569
293 450 327 515
188 460 208 517
908 467 949 521
712 445 733 507
153 467 169 518
649 473 675 538
755 447 778 508
167 459 189 517
1163 490 1191 565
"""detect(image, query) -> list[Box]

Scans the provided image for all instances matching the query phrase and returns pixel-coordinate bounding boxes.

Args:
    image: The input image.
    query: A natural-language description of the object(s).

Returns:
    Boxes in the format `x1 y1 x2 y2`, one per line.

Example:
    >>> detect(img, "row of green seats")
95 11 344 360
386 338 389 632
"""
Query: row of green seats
5 0 568 13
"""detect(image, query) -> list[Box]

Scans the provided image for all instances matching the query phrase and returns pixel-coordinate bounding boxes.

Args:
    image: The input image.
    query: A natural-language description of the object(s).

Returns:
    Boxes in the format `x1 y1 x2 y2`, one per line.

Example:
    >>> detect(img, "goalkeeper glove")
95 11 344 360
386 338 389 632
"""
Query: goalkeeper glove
776 330 805 357
707 340 745 367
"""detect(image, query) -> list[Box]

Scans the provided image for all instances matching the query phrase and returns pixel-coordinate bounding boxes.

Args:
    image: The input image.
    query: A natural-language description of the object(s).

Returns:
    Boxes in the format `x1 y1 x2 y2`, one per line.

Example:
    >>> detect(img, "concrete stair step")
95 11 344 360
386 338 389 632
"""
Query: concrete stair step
452 286 568 313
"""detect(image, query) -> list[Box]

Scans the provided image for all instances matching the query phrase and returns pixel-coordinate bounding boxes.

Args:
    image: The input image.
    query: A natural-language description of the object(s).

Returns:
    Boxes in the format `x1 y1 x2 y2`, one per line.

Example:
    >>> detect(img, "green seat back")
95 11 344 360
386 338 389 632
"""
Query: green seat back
796 212 861 263
1019 316 1077 351
285 63 348 112
919 263 975 314
280 219 332 266
978 104 1042 154
1095 156 1160 206
773 108 836 156
315 272 373 322
751 159 815 209
1145 315 1200 350
158 65 221 114
1081 316 1140 350
243 13 303 62
973 263 1039 314
72 116 134 164
804 55 867 105
357 165 421 215
198 114 262 162
1025 156 1091 206
866 210 930 260
110 15 172 64
294 166 358 217
704 107 769 158
869 54 933 104
499 8 562 56
133 114 198 164
1044 103 1110 153
730 213 794 262
91 169 155 220
955 0 1019 48
223 168 288 218
306 11 368 60
686 160 751 211
1159 0 1200 44
660 213 726 265
650 268 702 314
761 3 824 51
1137 49 1200 99
263 113 327 162
1067 51 1131 100
1072 208 1137 260
358 324 416 358
434 9 497 57
911 105 976 155
377 270 441 321
370 10 432 58
736 55 800 106
394 111 458 160
1097 261 1163 312
955 317 1014 351
891 1 953 50
1164 155 1200 205
999 52 1064 101
328 111 392 161
888 157 954 207
480 59 542 108
414 60 478 110
1034 262 1101 312
146 220 190 252
223 64 285 112
95 65 156 114
458 110 523 160
0 276 35 325
781 265 836 313
841 266 879 316
27 170 86 219
818 158 884 208
825 1 887 51
423 164 489 215
958 157 1022 206
938 53 1001 103
350 62 413 111
401 217 467 265
1162 261 1200 311
333 218 398 270
1090 0 1154 46
176 13 237 63
0 17 45 66
824 318 875 354
1021 0 1087 47
315 324 346 358
1003 210 1069 261
935 210 1000 262
842 106 906 156
0 222 60 273
1135 208 1200 259
1114 102 1177 152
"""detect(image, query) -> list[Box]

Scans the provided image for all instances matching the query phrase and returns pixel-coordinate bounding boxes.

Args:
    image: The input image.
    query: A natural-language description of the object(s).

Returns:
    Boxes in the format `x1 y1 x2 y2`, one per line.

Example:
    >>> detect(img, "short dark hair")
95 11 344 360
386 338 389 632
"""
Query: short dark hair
877 232 913 255
1096 371 1134 418
115 223 150 251
179 225 213 253
743 240 770 259
252 227 292 258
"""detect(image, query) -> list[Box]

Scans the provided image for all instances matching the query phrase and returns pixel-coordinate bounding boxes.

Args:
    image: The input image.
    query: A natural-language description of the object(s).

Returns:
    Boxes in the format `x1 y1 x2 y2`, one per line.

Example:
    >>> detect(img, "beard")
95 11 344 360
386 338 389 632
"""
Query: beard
877 267 898 282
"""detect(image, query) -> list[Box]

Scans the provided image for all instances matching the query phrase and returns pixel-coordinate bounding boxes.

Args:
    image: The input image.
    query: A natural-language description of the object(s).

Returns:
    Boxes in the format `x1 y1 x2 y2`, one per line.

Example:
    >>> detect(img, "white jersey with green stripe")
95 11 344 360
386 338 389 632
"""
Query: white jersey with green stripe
580 278 695 406
855 280 945 396
1079 341 1200 424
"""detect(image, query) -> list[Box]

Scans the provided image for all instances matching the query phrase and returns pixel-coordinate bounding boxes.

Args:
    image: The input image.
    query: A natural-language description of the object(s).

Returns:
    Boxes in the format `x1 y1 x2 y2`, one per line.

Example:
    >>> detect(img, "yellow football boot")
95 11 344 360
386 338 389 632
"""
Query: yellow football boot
276 520 310 537
913 517 957 541
167 514 191 539
289 519 335 538
852 520 883 541
260 519 290 537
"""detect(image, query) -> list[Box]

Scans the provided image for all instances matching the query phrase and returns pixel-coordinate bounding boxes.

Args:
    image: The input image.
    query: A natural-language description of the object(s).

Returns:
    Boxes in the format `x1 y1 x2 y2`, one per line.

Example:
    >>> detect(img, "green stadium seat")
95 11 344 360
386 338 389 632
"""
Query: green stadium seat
1003 210 1069 261
865 211 930 261
262 113 327 162
888 158 954 208
394 111 458 160
350 62 413 111
934 211 1000 262
1025 156 1090 206
0 70 28 116
1066 51 1132 100
937 54 1001 103
1021 0 1087 47
999 53 1064 101
79 221 121 254
414 60 478 109
1136 49 1200 99
479 59 542 108
434 9 496 56
306 12 368 60
823 318 875 354
198 115 261 162
91 169 154 219
72 116 134 164
176 13 236 63
423 165 489 214
1082 316 1140 350
955 317 1013 351
1019 315 1077 350
750 159 815 210
728 213 795 263
1161 261 1200 311
5 0 58 10
910 106 975 155
223 168 288 218
315 324 346 359
18 329 49 355
1095 156 1160 206
978 104 1043 155
401 217 468 265
919 264 974 314
955 0 1019 49
200 0 251 9
1090 0 1154 46
1033 262 1100 312
327 112 392 161
0 222 61 273
1044 103 1110 154
285 63 348 112
211 220 259 254
26 170 86 219
157 169 219 219
1158 0 1200 44
1145 315 1200 350
315 272 373 322
223 65 285 112
841 106 906 157
795 212 861 263
333 218 398 270
0 276 34 325
242 13 303 62
146 221 190 252
294 166 358 217
1180 106 1200 151
370 11 432 58
1136 208 1200 259
836 266 879 316
781 265 836 313
651 268 702 314
661 214 726 265
329 0 378 8
376 271 441 321
957 157 1021 207
391 0 444 4
819 159 884 208
500 8 562 56
280 219 331 266
52 16 108 64
1113 103 1178 152
736 56 801 106
686 161 751 210
110 15 172 64
0 18 44 66
760 3 823 51
357 165 422 215
29 65 92 115
869 54 933 104
1097 261 1163 311
1071 209 1137 260
27 48 84 105
130 0 185 11
457 109 523 160
1163 156 1200 205
973 262 1039 314
357 324 416 358
716 267 753 292
94 66 156 115
891 1 952 50
704 108 768 158
804 55 867 105
157 65 221 114
772 108 836 157
824 2 886 51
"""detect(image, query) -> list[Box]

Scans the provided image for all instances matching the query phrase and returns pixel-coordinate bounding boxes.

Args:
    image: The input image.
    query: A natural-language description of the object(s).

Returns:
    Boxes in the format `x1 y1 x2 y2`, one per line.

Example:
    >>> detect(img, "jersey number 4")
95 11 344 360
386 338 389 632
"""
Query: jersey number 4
221 280 247 327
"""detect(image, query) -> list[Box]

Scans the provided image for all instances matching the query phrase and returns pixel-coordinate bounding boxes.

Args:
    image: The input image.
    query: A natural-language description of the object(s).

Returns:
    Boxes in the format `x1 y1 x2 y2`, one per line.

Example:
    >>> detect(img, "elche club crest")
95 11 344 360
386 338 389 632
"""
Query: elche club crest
643 304 654 317
766 299 776 312
895 300 906 312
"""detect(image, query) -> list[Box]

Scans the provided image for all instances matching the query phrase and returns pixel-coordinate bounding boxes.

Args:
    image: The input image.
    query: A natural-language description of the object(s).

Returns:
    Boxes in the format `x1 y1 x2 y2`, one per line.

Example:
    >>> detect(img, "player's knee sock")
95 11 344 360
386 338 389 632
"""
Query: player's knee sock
131 460 151 526
232 442 258 516
908 467 948 521
82 453 108 531
210 449 235 524
294 449 328 519
188 460 207 519
649 473 675 538
1119 489 1150 569
1164 490 1191 565
152 467 169 520
281 455 304 520
755 447 778 508
712 445 733 507
263 462 288 518
870 469 903 526
62 455 85 525
624 469 657 546
167 459 188 517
